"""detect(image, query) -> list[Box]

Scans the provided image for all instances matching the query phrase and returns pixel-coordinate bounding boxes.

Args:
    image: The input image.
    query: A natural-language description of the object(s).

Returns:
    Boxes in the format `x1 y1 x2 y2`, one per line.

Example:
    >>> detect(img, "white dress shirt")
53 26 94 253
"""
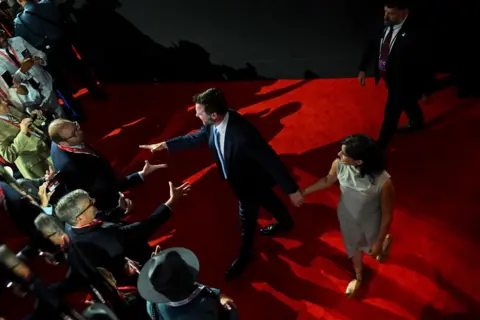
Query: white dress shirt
0 37 61 116
214 112 229 159
380 16 407 54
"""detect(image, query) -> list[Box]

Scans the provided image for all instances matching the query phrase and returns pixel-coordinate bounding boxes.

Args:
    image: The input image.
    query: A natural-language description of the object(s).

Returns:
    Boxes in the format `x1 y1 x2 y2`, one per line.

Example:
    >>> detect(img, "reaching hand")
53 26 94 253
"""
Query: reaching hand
44 166 55 181
219 294 237 310
151 245 161 257
139 142 167 153
38 182 54 207
289 190 304 207
140 160 168 178
167 181 191 206
40 251 59 266
118 192 134 215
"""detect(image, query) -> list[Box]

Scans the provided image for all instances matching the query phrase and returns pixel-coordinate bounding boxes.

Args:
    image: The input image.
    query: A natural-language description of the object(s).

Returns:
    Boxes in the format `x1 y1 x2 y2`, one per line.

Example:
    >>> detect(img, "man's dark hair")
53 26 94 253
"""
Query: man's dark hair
385 1 409 10
193 88 228 116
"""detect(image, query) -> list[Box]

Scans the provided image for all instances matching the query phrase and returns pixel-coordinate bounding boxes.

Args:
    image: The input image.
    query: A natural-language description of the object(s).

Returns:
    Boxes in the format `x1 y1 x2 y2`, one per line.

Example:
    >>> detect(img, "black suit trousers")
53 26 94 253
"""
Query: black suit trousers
377 86 424 149
237 187 293 257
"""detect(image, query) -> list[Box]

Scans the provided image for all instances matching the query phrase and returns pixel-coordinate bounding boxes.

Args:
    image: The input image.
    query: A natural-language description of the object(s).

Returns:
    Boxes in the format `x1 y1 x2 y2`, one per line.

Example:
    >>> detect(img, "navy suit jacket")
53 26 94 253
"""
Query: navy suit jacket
50 143 143 211
166 110 298 200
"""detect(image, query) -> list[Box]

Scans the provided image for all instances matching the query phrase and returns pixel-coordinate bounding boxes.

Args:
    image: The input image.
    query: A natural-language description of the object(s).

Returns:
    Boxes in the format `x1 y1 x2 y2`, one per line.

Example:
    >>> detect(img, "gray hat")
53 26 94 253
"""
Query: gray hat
137 247 199 304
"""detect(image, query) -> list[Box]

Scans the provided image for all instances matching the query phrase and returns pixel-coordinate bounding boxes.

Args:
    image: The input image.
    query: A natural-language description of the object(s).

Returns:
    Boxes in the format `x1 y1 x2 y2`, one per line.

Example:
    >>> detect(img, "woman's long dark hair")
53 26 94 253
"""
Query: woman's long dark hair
341 134 386 184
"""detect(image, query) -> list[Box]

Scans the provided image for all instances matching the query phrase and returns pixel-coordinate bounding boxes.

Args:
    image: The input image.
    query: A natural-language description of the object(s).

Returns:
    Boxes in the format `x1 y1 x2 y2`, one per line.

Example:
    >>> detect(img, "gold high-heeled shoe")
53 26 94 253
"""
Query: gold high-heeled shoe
376 234 392 262
345 278 362 298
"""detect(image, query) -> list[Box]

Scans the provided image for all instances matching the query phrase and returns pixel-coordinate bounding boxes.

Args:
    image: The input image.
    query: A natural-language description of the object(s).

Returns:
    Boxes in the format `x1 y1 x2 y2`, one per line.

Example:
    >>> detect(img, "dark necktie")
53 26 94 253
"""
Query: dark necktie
6 47 20 68
213 127 227 178
378 25 394 78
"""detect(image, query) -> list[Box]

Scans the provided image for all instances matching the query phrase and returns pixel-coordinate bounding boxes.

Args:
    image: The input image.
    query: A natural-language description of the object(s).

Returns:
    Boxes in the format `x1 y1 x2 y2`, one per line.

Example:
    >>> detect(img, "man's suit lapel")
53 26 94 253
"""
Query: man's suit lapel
223 124 233 168
388 20 411 62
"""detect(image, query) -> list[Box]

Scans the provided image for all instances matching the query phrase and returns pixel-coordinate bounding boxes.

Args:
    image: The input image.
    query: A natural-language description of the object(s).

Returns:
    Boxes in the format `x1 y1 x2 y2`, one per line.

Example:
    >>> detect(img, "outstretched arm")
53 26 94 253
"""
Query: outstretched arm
139 126 209 153
301 159 339 196
166 125 209 152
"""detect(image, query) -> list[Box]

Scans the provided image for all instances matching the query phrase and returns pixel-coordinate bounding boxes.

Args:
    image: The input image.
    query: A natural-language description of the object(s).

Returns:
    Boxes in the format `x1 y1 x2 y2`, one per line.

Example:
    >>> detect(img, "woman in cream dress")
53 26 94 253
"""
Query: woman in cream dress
302 134 394 297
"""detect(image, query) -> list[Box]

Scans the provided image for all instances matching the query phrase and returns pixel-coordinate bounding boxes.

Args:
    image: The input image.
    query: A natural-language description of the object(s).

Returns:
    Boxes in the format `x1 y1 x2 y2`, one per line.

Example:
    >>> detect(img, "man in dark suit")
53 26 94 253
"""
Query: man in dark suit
140 88 303 278
357 1 435 150
53 182 189 284
34 213 148 319
48 119 166 217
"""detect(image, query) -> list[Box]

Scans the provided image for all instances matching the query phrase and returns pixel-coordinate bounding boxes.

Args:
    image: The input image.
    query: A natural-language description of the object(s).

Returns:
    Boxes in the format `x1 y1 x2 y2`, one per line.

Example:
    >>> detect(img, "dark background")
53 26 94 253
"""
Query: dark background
64 0 474 83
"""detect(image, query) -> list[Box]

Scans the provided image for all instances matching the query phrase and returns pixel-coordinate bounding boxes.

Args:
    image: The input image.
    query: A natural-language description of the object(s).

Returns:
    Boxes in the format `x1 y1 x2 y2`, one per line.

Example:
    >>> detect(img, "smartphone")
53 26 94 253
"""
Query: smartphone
2 71 13 88
21 49 32 60
46 170 63 193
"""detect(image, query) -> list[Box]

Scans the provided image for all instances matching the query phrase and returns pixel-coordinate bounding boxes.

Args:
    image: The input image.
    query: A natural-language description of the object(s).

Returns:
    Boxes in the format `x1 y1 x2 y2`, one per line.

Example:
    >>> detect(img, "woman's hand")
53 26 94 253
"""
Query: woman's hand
369 241 382 257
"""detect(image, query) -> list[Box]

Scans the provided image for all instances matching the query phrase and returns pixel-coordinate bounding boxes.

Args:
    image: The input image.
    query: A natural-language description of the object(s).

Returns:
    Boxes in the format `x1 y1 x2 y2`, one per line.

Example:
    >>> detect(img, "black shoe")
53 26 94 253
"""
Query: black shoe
260 222 293 236
225 257 250 279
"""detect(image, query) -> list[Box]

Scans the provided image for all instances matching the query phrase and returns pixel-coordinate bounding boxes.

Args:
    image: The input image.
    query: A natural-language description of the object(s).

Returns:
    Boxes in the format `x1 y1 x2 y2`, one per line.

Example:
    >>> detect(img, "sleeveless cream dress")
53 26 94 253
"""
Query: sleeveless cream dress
336 161 391 258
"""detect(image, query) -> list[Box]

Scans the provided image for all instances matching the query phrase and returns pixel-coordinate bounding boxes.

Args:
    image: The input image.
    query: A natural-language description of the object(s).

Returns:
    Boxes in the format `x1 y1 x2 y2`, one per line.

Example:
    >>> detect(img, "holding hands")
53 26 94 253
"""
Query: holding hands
289 190 304 207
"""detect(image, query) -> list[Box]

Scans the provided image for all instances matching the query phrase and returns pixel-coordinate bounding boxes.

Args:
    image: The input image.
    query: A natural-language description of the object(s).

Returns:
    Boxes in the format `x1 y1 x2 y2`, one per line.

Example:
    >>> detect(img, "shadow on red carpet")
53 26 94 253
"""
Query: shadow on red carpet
1 79 479 319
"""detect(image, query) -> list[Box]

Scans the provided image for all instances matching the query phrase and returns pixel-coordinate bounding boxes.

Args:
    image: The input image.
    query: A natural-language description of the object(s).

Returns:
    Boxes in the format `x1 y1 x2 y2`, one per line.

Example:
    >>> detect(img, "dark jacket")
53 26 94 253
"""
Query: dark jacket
167 110 298 200
359 17 435 96
50 143 143 212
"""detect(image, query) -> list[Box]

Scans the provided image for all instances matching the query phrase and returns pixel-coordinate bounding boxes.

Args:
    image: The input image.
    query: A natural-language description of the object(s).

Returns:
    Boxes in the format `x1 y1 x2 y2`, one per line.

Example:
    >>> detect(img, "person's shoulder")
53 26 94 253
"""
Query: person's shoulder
9 36 22 44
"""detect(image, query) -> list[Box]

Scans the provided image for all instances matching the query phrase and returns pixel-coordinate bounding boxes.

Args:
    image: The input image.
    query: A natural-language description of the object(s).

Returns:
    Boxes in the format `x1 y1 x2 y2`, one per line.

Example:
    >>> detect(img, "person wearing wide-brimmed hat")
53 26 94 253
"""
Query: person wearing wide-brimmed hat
138 247 237 320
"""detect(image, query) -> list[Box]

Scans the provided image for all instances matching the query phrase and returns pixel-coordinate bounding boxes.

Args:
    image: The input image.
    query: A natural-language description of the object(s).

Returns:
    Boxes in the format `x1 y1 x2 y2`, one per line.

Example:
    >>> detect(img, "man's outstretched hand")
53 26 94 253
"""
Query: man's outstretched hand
139 142 167 153
166 181 191 207
140 160 168 178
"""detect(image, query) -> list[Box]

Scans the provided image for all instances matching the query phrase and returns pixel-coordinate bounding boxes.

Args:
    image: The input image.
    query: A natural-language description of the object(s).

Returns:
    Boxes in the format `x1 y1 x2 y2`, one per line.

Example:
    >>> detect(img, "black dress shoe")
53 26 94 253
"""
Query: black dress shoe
260 222 293 236
225 257 250 279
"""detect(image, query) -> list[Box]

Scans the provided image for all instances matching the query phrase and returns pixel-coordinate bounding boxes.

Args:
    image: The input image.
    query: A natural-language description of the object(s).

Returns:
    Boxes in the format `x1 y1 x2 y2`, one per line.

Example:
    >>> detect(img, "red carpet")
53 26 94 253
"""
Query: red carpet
1 78 480 319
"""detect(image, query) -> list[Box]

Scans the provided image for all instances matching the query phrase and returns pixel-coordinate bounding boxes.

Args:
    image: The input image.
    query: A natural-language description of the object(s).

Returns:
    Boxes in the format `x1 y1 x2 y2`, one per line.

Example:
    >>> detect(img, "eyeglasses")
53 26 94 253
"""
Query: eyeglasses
76 198 95 219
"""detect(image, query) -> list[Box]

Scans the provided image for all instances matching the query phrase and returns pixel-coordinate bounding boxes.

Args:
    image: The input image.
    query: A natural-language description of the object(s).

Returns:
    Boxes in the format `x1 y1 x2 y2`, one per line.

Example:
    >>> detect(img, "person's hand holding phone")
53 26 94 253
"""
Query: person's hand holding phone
20 58 34 73
38 181 54 207
19 118 32 134
44 166 55 181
